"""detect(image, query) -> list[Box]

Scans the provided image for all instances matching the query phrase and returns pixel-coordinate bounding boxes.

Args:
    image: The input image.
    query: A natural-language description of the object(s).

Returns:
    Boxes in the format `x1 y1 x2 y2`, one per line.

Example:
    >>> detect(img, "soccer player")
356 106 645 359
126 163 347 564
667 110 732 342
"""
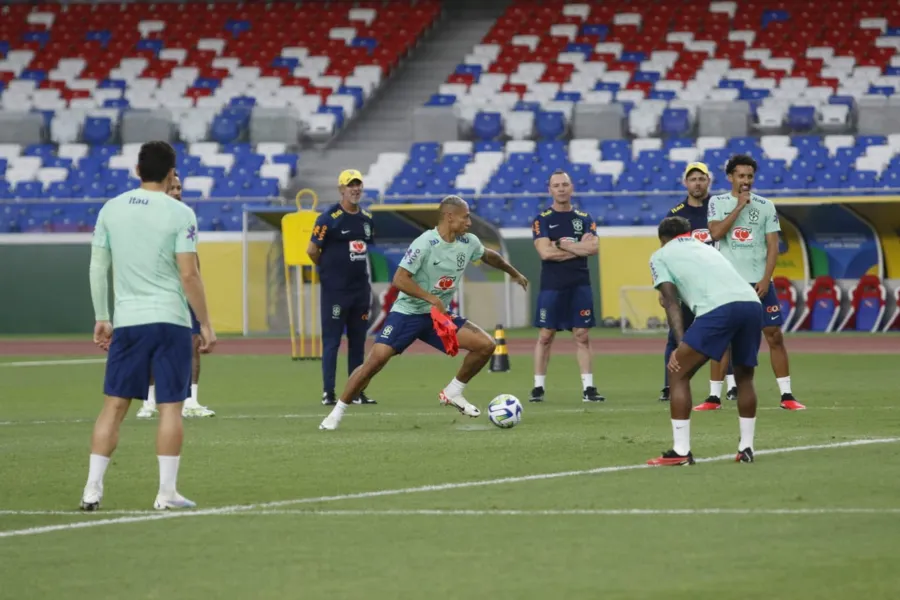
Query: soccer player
318 195 529 431
647 216 763 465
137 174 216 419
307 169 377 406
80 141 216 511
705 154 805 411
530 169 604 403
658 162 737 404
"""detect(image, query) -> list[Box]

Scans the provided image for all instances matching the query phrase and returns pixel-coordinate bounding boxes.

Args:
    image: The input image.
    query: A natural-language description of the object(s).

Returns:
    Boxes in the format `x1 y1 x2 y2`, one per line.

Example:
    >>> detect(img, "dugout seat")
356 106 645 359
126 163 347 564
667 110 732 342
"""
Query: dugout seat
791 276 842 333
881 287 900 332
838 274 887 332
773 276 798 332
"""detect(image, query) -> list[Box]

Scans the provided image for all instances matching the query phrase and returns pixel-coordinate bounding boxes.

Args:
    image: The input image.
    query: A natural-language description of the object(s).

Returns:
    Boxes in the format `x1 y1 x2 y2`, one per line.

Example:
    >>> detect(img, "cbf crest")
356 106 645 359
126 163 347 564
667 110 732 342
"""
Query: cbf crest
456 252 466 269
748 207 760 224
363 222 372 238
572 218 583 233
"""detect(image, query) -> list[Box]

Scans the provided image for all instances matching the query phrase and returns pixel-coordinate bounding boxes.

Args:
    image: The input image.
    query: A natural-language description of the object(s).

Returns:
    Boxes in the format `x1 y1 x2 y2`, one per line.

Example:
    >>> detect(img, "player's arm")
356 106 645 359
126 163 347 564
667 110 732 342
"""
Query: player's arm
306 214 330 265
175 212 211 328
758 204 782 295
391 238 443 309
658 282 686 343
558 219 599 257
531 216 575 261
480 248 528 290
707 196 745 241
89 210 111 322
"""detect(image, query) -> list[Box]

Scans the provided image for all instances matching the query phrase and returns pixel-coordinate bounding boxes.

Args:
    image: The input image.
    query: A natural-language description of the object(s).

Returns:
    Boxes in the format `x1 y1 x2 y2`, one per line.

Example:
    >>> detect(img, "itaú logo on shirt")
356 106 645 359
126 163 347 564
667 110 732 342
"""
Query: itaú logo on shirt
731 227 754 242
349 240 368 261
434 275 456 291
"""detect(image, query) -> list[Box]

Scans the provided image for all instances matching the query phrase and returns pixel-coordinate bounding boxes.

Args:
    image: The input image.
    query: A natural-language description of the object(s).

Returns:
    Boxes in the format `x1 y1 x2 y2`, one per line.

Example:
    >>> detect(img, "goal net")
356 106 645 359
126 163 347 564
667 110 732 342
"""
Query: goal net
618 285 670 334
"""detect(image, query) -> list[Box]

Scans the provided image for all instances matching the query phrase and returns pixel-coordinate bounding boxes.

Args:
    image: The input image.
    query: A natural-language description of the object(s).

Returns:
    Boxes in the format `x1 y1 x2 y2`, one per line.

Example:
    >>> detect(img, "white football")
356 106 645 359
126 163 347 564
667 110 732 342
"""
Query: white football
487 394 523 429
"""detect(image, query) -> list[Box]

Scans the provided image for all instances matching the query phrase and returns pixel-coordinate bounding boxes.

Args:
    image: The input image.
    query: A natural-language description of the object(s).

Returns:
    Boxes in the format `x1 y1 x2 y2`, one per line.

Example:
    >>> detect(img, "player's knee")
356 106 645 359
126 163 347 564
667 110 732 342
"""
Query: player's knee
764 327 784 348
478 334 497 356
573 328 590 346
537 329 555 346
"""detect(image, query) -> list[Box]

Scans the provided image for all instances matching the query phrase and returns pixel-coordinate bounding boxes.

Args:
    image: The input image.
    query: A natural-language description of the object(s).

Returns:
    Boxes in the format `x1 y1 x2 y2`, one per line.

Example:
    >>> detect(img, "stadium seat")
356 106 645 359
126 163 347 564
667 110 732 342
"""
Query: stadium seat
837 274 887 332
792 276 843 333
773 276 798 332
881 287 900 332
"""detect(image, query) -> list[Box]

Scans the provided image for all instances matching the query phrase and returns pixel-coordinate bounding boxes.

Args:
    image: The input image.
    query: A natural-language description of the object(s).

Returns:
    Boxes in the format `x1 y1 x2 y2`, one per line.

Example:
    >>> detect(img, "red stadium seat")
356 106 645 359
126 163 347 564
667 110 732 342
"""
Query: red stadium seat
792 276 843 333
837 274 887 332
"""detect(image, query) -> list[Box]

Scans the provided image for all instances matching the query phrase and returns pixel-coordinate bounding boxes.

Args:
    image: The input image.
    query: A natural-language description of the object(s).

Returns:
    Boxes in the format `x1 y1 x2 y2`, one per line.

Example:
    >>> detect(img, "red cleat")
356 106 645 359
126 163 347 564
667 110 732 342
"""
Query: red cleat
780 393 806 410
648 449 695 466
693 396 723 411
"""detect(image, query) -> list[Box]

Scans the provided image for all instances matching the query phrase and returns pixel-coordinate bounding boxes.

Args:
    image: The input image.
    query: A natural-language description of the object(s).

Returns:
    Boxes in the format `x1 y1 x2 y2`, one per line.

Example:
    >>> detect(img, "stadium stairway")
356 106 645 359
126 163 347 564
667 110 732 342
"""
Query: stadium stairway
289 1 509 199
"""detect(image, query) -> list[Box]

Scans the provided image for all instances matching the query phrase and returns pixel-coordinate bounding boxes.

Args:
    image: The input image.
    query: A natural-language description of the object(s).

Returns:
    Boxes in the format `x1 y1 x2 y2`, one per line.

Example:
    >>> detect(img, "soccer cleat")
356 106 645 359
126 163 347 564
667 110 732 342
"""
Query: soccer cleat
352 392 377 405
647 449 695 466
439 391 481 417
529 386 545 403
726 387 738 401
183 405 215 418
582 387 605 402
780 393 806 410
79 484 102 511
735 447 754 463
658 386 670 402
318 414 341 431
153 492 197 510
136 404 157 419
322 391 337 406
693 396 723 411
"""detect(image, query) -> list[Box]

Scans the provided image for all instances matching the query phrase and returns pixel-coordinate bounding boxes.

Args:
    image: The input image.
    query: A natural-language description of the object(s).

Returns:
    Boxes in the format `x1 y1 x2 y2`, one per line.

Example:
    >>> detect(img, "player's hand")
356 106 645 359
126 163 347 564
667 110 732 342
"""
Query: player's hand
580 232 597 246
737 189 751 208
754 280 769 298
513 273 529 291
427 295 447 314
199 323 217 353
93 320 112 352
667 351 681 373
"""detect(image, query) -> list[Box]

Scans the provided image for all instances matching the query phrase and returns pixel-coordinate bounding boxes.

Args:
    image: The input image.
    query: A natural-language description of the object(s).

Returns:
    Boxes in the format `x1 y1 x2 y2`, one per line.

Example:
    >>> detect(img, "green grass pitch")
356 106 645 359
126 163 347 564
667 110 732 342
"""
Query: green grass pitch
0 347 899 599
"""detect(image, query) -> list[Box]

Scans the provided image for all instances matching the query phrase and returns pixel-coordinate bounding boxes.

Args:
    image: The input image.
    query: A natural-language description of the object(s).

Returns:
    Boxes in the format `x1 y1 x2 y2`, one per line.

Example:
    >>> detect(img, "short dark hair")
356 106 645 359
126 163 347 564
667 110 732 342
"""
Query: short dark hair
137 141 176 183
547 168 570 186
658 216 691 240
725 154 757 175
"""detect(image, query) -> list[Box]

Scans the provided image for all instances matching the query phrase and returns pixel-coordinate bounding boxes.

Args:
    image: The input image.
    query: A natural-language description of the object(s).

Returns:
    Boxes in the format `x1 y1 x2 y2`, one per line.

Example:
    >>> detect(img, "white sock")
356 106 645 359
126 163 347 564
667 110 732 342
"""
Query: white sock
146 384 156 407
709 380 723 398
329 400 349 420
87 453 110 487
776 376 792 395
726 374 736 390
581 373 593 390
158 455 181 497
671 419 691 455
739 417 756 451
534 375 546 388
184 383 199 407
443 377 466 398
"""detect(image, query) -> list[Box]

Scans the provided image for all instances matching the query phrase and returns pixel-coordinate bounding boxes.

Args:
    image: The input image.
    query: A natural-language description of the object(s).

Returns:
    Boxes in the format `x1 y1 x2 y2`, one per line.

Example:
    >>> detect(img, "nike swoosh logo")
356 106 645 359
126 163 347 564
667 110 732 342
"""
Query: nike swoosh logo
341 230 351 234
432 261 441 265
549 224 558 228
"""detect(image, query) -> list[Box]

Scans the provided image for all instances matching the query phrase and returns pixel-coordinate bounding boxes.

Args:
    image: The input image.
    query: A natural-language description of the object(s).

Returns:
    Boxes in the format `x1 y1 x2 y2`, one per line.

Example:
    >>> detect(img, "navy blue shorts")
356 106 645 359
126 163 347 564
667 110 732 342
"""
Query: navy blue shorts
321 287 371 336
104 323 193 403
683 301 764 367
189 306 201 335
376 311 467 355
533 284 595 331
753 281 784 328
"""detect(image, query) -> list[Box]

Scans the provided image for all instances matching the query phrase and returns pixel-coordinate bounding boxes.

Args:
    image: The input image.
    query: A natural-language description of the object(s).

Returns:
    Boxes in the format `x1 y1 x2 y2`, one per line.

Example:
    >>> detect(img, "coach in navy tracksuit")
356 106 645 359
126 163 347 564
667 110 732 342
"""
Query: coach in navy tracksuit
658 162 735 403
307 169 377 406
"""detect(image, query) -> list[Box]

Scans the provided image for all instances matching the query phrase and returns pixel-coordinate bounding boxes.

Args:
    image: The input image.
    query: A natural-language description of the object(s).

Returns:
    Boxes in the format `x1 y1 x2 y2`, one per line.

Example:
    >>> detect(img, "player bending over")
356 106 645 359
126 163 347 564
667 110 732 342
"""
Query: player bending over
704 154 805 411
318 195 529 431
81 141 216 511
138 173 215 419
658 162 736 404
530 169 605 404
647 216 762 466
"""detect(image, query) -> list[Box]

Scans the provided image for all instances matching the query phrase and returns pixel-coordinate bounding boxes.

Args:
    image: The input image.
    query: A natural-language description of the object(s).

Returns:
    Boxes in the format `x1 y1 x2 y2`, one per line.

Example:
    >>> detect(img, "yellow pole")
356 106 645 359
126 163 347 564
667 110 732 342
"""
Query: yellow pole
285 264 297 359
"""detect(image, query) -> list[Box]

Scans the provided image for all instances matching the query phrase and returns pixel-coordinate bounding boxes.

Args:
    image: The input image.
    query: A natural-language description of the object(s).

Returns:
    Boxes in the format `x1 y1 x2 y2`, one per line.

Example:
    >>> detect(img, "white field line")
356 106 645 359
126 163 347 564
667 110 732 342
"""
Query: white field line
0 437 896 539
0 359 106 367
3 507 900 518
0 405 897 427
